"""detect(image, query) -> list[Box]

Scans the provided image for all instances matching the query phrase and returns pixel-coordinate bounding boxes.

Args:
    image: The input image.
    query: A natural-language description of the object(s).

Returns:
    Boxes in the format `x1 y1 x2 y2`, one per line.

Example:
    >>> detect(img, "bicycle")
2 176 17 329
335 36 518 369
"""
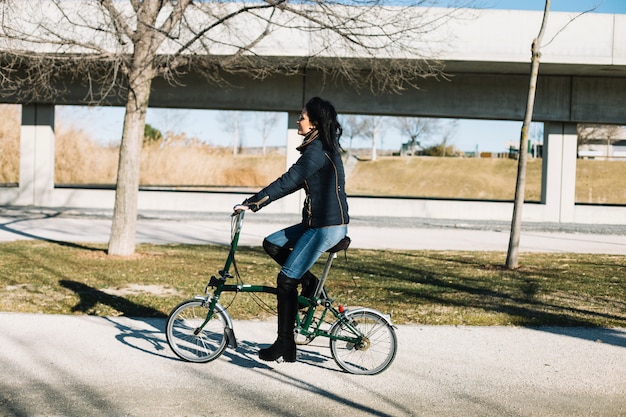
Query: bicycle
165 211 397 375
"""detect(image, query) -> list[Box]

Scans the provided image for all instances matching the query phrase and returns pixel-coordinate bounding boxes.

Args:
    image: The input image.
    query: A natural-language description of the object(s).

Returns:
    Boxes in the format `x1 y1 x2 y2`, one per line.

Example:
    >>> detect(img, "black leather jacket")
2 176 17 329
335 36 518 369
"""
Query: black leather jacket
243 137 349 228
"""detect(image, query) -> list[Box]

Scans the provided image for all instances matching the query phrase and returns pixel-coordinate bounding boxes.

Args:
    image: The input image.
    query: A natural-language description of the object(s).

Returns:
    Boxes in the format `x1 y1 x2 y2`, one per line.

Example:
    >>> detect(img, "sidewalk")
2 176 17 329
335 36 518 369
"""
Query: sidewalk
1 312 625 417
1 206 625 254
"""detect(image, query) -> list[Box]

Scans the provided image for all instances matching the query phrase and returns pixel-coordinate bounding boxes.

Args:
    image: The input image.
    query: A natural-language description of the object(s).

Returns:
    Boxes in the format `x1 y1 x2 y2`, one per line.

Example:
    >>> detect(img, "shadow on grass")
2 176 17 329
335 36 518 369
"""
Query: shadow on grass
337 251 626 348
59 280 166 318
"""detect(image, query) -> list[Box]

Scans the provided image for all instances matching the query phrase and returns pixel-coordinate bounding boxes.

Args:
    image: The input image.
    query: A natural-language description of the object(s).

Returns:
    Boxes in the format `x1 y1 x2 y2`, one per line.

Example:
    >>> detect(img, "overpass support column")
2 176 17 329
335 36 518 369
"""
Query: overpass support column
541 122 577 222
18 104 55 206
281 111 303 213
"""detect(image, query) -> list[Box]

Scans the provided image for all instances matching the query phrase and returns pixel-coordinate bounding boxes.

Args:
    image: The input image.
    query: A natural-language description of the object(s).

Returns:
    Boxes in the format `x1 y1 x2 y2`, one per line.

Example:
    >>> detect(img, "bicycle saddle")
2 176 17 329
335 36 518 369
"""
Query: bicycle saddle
327 236 351 253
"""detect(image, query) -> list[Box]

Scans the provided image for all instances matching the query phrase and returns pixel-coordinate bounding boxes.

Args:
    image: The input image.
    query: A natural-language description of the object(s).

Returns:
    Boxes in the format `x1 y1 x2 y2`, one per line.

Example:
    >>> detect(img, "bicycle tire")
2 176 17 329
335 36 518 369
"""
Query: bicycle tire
166 299 229 363
329 309 397 375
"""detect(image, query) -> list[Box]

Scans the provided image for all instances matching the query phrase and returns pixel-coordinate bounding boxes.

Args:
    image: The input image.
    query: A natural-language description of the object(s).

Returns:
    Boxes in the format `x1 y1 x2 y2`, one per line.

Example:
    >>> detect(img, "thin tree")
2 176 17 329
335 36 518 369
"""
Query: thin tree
0 1 471 255
577 124 624 159
357 115 387 161
438 119 459 157
506 0 550 269
394 117 439 156
219 111 244 155
254 112 281 155
341 115 369 159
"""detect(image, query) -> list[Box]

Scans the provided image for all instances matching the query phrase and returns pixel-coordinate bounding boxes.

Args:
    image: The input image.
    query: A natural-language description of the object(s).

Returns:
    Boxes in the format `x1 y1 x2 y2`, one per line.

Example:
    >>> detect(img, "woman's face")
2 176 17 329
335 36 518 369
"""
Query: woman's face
296 109 315 136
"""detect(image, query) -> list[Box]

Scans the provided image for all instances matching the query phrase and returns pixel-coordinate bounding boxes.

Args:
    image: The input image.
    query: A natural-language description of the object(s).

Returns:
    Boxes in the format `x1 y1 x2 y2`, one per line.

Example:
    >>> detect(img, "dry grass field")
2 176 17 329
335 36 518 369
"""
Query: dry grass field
346 156 543 201
0 105 20 184
1 103 624 204
575 159 626 205
348 156 626 204
54 128 285 188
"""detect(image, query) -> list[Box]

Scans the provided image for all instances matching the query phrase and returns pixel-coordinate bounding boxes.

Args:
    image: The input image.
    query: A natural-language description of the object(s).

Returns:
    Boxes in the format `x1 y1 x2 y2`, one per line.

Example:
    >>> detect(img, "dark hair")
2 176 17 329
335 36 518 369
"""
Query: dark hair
304 97 343 153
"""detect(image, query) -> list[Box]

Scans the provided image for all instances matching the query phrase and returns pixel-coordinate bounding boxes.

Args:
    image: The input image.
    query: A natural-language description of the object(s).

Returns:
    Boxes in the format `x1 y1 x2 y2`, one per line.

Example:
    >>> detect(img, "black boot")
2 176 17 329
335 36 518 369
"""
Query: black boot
264 240 321 304
300 271 328 302
300 271 318 299
263 238 291 266
259 273 298 362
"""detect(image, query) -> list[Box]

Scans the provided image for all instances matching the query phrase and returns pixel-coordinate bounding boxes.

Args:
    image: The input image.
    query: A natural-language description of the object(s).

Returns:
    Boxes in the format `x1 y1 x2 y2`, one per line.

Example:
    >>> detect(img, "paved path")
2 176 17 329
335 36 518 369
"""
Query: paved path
1 207 625 254
1 313 625 417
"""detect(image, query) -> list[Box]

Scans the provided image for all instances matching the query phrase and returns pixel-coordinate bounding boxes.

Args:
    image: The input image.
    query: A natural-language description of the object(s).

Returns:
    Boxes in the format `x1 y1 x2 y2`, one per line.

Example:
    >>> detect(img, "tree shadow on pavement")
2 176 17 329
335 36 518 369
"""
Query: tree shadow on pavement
102 316 178 360
539 326 626 348
59 280 166 317
1 211 103 252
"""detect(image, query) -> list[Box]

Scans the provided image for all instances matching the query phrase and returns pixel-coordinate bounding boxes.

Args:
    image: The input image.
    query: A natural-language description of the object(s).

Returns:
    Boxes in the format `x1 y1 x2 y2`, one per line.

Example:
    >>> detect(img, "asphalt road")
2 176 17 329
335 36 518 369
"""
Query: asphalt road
1 313 625 417
1 206 625 416
1 206 625 253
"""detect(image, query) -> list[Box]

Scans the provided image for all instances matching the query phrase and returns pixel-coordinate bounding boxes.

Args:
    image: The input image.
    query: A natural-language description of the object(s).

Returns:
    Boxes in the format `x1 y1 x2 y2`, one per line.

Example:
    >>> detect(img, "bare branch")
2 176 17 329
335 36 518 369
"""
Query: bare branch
98 0 135 44
0 0 477 256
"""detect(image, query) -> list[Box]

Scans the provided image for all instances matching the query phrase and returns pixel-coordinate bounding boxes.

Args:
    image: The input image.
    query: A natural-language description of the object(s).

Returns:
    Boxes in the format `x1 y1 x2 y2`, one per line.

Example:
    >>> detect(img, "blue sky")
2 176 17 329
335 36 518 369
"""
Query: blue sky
58 0 624 154
485 0 626 14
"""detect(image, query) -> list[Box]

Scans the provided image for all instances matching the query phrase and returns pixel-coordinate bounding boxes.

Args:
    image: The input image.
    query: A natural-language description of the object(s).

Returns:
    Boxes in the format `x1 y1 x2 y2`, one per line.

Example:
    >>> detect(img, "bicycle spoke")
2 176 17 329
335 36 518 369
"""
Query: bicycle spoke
330 310 397 375
166 300 229 363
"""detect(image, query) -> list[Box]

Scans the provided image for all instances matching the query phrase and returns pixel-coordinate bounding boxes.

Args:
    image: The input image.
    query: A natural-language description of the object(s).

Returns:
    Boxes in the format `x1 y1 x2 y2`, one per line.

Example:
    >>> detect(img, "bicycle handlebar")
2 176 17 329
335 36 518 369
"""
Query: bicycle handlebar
231 210 245 235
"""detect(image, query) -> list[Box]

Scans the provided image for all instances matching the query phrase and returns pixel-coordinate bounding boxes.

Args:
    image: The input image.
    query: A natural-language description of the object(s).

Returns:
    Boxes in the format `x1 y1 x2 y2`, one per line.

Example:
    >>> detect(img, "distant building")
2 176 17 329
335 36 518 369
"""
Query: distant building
578 126 626 160
399 141 423 156
503 140 542 159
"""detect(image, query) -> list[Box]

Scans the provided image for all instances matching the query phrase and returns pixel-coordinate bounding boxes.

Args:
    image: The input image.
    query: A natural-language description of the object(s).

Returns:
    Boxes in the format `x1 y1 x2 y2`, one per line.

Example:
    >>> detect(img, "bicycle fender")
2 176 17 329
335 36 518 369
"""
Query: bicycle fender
193 296 238 348
224 327 238 349
344 307 395 327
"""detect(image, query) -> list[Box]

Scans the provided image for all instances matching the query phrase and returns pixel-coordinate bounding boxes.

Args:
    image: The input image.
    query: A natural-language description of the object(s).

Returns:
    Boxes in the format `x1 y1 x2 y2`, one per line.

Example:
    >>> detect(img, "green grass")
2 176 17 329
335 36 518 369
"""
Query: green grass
2 240 624 327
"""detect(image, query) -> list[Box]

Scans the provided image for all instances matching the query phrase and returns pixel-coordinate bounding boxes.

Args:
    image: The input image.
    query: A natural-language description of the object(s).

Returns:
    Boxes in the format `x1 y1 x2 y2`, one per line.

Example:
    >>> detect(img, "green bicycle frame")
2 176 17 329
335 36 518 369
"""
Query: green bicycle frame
296 297 364 344
195 211 276 330
195 211 363 346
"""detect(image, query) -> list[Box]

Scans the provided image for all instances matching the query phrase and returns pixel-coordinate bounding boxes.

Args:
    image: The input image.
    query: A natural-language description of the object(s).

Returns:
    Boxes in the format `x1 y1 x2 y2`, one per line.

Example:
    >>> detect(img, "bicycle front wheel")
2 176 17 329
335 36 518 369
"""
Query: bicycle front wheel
166 299 229 363
329 309 397 375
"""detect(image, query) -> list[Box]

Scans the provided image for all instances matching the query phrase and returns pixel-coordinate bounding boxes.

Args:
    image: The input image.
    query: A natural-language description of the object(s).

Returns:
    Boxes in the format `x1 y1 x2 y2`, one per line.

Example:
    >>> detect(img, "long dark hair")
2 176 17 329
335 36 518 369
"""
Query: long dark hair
305 97 343 153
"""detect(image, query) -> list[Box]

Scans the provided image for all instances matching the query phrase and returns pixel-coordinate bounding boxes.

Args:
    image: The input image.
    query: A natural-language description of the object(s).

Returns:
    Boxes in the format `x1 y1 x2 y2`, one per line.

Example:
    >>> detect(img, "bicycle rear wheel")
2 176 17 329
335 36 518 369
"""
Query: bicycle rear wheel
166 299 229 363
329 309 397 375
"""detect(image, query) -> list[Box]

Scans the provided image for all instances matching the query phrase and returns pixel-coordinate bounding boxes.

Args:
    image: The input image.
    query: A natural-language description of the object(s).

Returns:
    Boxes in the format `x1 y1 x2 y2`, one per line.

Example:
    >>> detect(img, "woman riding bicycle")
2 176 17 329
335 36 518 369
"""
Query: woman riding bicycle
234 97 349 363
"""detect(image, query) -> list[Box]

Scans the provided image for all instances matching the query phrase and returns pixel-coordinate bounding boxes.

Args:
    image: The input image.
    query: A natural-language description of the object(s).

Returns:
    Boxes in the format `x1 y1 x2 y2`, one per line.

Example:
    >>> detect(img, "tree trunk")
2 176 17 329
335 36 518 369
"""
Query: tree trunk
371 117 378 161
506 0 550 269
108 51 156 256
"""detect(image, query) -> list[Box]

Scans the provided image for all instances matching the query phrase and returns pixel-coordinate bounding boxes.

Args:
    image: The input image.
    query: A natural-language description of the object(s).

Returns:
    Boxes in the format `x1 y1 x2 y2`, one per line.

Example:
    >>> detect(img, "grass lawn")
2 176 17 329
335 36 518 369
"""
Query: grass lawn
1 240 624 327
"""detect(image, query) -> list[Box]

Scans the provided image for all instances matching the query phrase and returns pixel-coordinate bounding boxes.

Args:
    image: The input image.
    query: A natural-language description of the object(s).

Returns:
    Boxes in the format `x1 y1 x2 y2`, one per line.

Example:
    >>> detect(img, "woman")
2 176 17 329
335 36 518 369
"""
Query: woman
234 97 349 363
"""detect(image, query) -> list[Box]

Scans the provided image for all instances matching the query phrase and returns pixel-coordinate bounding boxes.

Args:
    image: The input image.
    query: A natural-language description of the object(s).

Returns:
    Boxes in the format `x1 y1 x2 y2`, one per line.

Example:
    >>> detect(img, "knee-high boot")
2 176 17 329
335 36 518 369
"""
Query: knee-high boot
263 238 291 265
263 239 321 302
301 270 330 299
259 273 298 362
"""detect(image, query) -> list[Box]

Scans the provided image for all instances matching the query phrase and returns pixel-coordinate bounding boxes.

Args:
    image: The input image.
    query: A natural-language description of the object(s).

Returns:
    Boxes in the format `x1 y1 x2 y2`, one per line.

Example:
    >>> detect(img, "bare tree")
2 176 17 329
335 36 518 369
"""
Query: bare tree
394 117 439 155
341 115 369 158
254 112 281 155
506 0 550 269
577 124 624 159
219 111 244 155
0 0 470 255
357 115 387 161
438 119 459 157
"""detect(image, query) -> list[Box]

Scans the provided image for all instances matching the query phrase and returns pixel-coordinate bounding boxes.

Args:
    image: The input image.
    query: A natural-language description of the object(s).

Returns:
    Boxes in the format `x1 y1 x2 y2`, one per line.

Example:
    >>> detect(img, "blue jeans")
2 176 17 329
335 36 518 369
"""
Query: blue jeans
264 223 348 280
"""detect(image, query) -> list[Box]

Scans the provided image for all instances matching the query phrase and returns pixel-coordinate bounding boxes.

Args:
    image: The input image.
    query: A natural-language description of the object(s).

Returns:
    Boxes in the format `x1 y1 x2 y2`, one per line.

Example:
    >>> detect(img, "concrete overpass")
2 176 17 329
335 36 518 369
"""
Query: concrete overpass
3 7 626 225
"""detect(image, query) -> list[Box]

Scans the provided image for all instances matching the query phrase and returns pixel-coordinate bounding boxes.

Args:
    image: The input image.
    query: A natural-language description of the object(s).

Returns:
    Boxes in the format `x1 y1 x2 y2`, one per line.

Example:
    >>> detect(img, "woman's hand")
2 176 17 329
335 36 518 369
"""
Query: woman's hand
233 204 250 214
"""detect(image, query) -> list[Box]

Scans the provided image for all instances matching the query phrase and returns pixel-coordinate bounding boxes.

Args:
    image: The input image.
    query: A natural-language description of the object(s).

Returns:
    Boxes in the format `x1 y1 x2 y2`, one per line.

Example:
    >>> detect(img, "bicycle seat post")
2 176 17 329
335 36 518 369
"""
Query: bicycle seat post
313 236 351 300
313 252 336 299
